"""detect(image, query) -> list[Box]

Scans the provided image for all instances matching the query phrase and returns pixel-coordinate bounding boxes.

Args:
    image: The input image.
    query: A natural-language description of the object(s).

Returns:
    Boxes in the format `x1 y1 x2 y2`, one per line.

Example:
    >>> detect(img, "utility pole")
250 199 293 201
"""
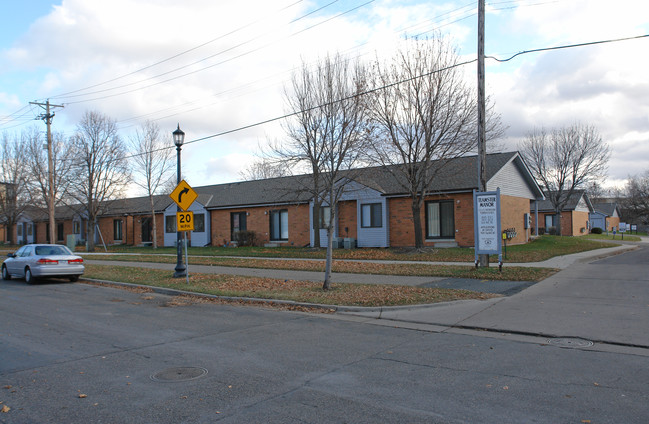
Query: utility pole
477 0 489 267
30 99 64 245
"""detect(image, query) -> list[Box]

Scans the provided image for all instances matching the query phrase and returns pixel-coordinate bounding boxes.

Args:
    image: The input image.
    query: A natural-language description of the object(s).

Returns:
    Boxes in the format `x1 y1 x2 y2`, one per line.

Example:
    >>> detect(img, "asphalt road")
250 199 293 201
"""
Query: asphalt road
1 269 648 423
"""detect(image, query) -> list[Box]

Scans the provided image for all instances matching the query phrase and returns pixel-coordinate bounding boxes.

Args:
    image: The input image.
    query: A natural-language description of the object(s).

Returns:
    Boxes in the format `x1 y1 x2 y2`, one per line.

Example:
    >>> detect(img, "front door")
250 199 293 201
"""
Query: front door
231 212 246 241
141 217 153 243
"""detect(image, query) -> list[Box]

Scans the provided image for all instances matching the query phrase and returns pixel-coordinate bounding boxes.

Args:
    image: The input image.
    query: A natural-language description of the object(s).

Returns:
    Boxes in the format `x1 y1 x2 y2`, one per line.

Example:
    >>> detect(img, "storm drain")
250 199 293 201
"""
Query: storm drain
150 367 208 382
547 338 594 348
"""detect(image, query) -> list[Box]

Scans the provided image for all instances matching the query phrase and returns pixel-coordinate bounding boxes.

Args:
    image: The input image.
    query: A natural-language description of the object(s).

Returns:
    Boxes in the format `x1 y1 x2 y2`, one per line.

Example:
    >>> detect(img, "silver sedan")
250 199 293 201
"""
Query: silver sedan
2 244 85 283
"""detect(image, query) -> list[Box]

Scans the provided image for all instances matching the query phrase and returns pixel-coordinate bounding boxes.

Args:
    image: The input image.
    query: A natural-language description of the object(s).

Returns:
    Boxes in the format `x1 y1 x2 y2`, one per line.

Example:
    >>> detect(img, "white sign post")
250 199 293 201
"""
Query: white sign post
474 188 503 270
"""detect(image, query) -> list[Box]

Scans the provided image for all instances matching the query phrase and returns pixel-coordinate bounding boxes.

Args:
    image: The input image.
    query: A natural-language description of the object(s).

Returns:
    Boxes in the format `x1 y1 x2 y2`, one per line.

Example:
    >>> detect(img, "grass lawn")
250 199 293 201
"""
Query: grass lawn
83 264 500 307
583 233 642 242
87 235 620 263
85 254 557 282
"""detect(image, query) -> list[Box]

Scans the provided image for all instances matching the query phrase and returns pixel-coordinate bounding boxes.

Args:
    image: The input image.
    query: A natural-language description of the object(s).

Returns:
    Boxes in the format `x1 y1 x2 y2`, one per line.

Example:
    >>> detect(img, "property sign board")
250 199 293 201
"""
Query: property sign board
169 180 198 211
474 189 502 257
176 211 195 232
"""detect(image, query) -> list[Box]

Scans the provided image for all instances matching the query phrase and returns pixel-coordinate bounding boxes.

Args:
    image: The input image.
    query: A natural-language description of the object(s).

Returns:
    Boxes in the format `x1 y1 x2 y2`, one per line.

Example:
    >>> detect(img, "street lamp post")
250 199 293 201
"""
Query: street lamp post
173 124 187 278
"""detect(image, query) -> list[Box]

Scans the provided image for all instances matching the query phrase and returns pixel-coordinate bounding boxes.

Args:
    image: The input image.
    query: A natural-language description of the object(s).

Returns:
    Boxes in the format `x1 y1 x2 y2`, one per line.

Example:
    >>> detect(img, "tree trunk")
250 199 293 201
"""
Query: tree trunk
6 223 13 244
87 217 96 252
323 201 336 290
150 195 158 249
323 223 334 290
312 200 321 248
412 198 423 249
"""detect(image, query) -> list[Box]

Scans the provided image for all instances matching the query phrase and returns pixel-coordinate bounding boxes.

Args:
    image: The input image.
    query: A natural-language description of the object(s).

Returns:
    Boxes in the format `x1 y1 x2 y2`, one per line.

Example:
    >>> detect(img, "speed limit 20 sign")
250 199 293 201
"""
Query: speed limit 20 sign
176 211 194 231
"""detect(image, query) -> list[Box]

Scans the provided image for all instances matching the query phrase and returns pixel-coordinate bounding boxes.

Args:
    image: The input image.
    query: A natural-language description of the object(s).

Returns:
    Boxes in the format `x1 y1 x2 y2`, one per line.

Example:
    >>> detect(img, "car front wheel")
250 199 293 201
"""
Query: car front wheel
2 265 10 280
69 275 79 282
25 268 35 284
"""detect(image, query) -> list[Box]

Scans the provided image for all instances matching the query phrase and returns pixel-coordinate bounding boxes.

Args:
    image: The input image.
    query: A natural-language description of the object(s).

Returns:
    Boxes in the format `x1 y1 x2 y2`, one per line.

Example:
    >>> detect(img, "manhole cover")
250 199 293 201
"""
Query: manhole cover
150 367 208 382
547 338 594 348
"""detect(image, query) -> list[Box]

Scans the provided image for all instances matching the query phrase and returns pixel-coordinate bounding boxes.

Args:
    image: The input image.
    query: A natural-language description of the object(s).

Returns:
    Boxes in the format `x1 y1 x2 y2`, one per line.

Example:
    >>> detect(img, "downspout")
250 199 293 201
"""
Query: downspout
534 198 539 236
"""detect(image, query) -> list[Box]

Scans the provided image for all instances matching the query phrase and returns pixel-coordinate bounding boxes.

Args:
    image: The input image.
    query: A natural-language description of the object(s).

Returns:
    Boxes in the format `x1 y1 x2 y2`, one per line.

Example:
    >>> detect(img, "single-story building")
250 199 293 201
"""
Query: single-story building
589 202 621 233
3 152 546 249
532 190 593 236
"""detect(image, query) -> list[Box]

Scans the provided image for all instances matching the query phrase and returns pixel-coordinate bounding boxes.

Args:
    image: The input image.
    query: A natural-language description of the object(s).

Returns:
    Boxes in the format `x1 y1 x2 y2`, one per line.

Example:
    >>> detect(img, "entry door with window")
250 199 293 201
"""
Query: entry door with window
231 212 247 241
141 217 153 243
426 201 455 239
545 215 555 230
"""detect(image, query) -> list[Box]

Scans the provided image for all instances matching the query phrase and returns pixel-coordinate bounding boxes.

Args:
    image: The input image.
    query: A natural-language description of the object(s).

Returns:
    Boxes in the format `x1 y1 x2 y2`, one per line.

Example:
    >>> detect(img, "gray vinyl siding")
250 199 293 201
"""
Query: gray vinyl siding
487 160 536 199
356 196 388 248
164 201 210 247
309 182 389 248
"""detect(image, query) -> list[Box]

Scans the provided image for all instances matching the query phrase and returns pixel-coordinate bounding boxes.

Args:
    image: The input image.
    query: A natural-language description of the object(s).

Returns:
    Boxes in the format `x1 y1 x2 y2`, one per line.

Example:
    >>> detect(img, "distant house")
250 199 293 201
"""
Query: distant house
532 190 593 236
589 202 621 233
2 152 546 249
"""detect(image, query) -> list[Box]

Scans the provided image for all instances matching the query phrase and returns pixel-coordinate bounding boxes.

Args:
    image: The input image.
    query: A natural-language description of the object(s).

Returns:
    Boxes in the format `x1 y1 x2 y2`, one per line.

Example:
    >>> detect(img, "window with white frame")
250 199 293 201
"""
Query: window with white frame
165 215 176 233
361 203 382 228
193 213 205 233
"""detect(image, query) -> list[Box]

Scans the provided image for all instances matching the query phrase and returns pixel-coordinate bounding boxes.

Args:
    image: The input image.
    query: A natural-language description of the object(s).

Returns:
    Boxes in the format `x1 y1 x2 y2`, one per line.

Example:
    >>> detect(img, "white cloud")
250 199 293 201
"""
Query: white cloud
2 0 648 190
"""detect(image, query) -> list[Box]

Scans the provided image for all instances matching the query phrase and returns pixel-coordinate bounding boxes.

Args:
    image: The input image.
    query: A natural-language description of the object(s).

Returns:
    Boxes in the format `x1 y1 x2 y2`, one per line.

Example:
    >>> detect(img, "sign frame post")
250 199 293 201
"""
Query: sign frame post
169 179 198 280
473 188 503 270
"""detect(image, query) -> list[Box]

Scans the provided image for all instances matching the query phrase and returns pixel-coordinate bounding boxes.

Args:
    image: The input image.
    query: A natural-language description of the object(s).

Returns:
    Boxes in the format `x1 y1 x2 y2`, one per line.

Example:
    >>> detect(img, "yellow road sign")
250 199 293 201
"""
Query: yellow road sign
170 180 198 211
176 211 194 232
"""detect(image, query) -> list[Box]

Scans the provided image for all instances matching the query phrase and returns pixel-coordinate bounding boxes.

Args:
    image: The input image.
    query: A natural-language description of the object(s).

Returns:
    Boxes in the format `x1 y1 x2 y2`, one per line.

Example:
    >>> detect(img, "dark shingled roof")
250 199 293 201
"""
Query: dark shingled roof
536 190 592 212
22 152 527 221
593 202 619 216
193 152 521 209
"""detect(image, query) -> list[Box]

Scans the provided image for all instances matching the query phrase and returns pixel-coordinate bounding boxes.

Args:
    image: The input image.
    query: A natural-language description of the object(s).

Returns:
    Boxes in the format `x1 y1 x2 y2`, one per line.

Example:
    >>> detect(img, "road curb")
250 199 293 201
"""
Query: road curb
81 278 451 313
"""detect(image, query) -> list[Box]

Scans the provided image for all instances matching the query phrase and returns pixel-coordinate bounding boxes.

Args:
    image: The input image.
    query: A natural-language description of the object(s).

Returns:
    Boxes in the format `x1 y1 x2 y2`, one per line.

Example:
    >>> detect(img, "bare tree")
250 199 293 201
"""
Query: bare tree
69 111 131 251
0 131 29 244
275 59 328 249
368 37 499 248
280 54 370 289
24 128 74 238
519 123 610 236
239 158 288 181
129 121 174 248
622 171 649 225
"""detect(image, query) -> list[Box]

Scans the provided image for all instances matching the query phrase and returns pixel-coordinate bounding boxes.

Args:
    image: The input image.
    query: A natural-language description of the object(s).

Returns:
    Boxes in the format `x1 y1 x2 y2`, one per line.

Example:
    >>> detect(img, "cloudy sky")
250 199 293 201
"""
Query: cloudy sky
1 0 648 195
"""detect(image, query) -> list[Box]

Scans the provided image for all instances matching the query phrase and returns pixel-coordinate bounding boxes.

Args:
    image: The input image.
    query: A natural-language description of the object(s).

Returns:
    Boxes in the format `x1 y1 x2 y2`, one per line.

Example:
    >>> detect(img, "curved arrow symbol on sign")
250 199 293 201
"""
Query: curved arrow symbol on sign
178 187 189 203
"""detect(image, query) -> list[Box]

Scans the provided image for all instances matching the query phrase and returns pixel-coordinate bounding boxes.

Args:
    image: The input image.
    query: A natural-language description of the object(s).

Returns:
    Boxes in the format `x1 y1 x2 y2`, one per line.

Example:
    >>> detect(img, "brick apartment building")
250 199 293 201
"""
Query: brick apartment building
7 152 545 249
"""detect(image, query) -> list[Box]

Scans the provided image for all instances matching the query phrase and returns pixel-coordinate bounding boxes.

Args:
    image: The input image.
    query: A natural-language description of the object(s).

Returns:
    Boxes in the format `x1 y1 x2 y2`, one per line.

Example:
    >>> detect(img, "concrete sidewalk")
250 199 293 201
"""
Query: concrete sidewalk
342 243 649 349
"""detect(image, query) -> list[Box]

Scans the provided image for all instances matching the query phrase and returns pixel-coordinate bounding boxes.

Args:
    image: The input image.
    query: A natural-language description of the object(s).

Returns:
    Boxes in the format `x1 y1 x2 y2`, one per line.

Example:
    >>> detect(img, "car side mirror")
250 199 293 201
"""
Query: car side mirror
7 253 16 258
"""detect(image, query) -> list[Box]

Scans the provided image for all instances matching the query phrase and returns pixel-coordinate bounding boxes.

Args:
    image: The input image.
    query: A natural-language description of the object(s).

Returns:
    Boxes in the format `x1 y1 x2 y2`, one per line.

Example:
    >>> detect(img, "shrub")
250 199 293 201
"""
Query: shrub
547 226 557 235
591 227 603 234
233 230 258 247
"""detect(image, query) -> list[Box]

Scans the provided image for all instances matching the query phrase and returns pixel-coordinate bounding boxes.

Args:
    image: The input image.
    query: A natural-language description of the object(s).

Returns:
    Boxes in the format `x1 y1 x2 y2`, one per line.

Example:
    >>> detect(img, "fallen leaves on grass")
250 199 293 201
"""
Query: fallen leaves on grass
1 405 10 413
87 255 556 282
83 265 498 307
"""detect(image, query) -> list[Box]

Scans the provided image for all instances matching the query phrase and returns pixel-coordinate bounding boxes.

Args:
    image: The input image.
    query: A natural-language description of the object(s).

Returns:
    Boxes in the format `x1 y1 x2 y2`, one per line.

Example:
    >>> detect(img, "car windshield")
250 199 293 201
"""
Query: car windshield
35 246 73 256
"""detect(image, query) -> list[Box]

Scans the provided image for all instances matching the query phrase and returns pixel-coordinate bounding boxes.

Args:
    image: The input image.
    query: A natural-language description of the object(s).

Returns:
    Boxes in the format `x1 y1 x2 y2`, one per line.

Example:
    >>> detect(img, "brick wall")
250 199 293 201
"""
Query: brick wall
337 200 357 240
500 195 531 245
388 193 531 247
388 193 475 247
571 210 589 236
210 204 310 247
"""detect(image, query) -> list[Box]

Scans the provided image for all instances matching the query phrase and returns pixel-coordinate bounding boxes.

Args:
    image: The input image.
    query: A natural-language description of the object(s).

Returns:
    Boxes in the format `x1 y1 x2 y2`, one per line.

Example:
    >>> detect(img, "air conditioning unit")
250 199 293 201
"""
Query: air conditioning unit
343 238 356 249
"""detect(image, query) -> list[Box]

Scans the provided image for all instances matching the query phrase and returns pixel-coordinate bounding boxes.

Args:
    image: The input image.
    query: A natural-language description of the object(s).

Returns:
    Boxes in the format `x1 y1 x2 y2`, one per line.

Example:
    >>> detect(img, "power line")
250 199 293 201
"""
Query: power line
486 34 649 62
47 0 308 100
50 1 352 103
